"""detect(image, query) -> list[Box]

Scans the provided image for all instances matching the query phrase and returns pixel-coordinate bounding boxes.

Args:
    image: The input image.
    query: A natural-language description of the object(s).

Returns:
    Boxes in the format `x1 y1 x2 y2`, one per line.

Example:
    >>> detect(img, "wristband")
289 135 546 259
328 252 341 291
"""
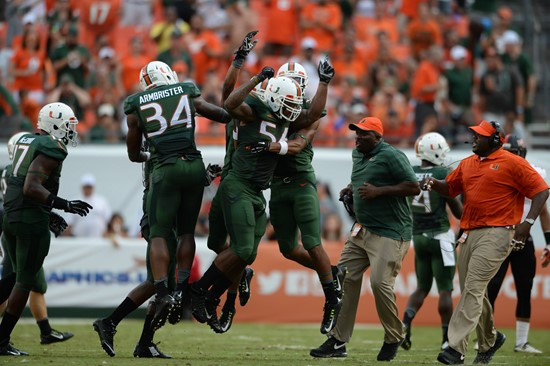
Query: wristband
545 231 550 245
47 193 68 210
278 140 288 155
251 75 260 84
232 57 244 69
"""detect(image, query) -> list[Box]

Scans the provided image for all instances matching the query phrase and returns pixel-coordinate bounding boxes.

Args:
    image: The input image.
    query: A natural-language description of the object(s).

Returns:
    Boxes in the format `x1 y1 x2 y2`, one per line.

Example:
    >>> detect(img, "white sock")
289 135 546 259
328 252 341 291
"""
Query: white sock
516 320 529 346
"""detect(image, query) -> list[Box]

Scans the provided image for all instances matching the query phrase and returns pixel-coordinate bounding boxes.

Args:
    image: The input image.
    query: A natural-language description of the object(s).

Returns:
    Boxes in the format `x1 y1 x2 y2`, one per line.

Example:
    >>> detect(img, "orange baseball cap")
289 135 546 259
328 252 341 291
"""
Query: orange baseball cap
469 120 500 138
349 117 384 136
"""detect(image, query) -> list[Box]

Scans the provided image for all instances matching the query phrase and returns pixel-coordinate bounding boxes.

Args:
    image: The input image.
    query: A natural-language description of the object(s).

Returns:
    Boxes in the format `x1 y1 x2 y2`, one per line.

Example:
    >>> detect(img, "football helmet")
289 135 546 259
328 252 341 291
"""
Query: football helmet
415 132 450 166
503 134 527 158
7 132 30 160
264 76 303 122
139 61 178 91
251 79 269 101
37 102 79 146
277 62 308 93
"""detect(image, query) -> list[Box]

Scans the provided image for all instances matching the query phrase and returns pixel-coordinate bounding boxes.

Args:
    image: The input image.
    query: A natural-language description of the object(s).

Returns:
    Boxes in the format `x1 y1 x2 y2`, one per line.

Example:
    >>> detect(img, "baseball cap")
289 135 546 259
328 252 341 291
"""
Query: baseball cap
22 12 37 25
99 47 115 59
502 30 521 45
97 103 115 117
469 120 498 137
349 117 384 136
301 37 317 50
450 45 467 60
81 173 96 187
351 103 368 116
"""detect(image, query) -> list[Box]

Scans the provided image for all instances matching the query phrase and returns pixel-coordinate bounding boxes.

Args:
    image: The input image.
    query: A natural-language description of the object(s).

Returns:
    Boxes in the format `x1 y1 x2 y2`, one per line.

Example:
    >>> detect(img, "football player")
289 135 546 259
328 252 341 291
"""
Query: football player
190 58 333 329
124 60 231 331
246 60 346 335
0 103 92 356
486 135 550 354
400 132 462 351
0 132 74 347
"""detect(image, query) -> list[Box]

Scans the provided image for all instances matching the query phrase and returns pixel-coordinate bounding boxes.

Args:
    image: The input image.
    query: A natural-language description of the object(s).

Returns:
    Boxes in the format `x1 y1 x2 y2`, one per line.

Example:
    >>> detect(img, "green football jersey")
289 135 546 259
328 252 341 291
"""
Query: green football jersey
1 164 11 197
230 95 289 189
273 99 325 177
221 119 236 180
3 134 68 221
124 82 202 166
410 165 450 236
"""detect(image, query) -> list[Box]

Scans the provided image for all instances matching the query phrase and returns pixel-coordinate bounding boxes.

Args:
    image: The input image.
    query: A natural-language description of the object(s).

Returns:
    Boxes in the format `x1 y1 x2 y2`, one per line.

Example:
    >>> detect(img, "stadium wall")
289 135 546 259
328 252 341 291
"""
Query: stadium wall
10 237 550 328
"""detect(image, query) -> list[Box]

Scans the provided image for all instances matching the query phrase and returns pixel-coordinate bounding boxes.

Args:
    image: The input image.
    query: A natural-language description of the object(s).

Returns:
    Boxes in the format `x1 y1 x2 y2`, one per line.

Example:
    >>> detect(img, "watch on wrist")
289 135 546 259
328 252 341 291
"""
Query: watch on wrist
524 218 535 225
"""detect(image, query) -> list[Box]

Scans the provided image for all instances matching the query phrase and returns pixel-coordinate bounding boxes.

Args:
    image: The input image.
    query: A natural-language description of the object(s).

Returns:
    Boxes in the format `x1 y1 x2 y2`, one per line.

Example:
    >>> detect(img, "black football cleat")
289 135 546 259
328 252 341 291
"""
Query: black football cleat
239 268 254 306
41 328 74 344
93 318 116 357
206 297 223 333
320 298 342 334
0 342 29 356
190 284 209 323
377 340 403 361
168 290 184 325
437 346 465 364
310 335 347 358
133 342 172 358
473 331 506 364
219 303 236 333
151 294 176 331
401 324 411 350
332 265 347 299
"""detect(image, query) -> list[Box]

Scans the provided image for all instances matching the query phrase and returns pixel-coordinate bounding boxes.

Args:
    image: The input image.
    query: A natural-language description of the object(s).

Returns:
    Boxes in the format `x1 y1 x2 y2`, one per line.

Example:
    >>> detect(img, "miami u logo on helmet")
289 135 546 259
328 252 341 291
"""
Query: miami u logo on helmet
49 111 63 119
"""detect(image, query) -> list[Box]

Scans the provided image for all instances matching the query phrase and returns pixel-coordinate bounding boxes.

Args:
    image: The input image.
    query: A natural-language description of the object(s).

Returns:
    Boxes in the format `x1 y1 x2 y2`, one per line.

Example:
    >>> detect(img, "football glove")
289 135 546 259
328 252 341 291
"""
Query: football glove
318 56 335 84
49 212 68 237
339 192 355 219
65 200 93 216
246 141 270 154
205 163 223 186
233 30 259 68
256 66 275 82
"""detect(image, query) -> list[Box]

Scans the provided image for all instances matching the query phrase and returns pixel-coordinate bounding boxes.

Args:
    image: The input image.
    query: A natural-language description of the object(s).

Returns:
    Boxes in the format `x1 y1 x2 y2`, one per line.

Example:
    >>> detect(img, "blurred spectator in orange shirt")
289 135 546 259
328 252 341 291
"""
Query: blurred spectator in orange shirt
355 1 399 46
406 2 442 60
11 13 48 53
300 0 342 53
150 5 190 53
77 0 122 50
9 29 50 105
411 45 443 137
121 35 152 93
185 14 222 87
18 90 41 130
332 30 367 87
263 0 301 57
370 76 411 147
400 0 427 19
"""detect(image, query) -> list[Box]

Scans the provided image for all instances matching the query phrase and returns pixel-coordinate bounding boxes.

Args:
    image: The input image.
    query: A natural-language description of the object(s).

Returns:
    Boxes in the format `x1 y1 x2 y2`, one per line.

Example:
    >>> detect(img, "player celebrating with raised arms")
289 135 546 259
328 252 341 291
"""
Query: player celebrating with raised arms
0 103 92 356
190 58 334 330
124 61 231 332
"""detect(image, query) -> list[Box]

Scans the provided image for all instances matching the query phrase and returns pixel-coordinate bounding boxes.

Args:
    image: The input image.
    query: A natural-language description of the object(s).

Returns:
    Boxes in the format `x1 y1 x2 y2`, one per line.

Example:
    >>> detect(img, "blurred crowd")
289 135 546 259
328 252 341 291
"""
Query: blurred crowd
0 0 539 148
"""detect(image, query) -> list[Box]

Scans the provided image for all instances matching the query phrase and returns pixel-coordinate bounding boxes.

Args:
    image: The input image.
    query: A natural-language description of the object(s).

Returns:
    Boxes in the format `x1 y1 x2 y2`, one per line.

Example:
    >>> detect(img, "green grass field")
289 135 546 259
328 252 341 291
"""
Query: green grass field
3 320 550 365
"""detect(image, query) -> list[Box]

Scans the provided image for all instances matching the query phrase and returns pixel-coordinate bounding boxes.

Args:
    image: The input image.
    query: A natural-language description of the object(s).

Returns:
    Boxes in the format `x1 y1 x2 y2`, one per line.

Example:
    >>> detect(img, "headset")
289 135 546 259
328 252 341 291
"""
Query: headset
488 121 504 148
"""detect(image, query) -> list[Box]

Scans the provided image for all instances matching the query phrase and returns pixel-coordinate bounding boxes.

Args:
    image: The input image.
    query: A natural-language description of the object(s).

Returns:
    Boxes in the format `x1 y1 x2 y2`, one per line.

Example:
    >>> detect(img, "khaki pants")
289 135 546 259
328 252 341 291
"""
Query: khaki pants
448 227 514 354
333 226 410 344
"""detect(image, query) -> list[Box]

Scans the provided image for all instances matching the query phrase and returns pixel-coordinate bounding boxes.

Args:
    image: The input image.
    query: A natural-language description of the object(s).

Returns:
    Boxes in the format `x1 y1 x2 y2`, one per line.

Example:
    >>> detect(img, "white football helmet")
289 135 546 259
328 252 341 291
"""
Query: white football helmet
7 132 30 160
251 79 269 101
415 132 450 166
37 102 79 146
277 62 308 93
139 61 179 91
265 76 303 122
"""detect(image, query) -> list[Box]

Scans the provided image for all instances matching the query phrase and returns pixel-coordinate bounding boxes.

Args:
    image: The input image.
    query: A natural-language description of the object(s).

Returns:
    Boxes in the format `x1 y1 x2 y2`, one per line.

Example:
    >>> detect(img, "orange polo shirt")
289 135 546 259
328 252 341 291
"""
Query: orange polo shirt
446 149 549 230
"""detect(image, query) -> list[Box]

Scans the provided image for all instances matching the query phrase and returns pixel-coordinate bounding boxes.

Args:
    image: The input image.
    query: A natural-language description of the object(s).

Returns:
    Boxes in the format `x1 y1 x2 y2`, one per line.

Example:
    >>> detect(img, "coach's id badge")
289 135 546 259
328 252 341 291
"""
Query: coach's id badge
457 231 468 245
351 223 362 237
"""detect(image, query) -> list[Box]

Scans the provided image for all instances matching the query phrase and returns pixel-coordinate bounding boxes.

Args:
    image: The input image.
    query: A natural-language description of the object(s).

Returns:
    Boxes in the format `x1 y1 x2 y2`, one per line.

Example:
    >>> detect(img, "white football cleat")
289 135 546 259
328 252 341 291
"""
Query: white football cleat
514 342 542 354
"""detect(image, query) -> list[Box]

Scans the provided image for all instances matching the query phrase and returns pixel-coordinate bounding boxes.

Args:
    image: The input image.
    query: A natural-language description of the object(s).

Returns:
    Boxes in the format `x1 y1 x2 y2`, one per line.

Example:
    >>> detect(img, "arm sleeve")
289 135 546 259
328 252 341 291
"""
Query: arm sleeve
446 163 464 197
514 158 549 198
389 150 417 183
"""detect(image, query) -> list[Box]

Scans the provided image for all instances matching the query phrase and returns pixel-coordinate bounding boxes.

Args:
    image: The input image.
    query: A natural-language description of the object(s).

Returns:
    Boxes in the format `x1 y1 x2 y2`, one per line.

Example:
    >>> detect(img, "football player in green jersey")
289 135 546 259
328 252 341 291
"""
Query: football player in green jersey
190 58 333 328
246 61 346 335
401 132 462 352
125 61 231 331
0 103 92 356
0 132 73 348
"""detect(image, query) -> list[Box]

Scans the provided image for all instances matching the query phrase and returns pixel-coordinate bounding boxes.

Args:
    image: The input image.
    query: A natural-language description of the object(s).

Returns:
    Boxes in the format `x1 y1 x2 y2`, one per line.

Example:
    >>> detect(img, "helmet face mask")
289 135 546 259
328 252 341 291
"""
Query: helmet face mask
415 132 450 166
140 61 179 91
7 132 29 160
265 77 303 122
37 103 79 146
277 62 308 94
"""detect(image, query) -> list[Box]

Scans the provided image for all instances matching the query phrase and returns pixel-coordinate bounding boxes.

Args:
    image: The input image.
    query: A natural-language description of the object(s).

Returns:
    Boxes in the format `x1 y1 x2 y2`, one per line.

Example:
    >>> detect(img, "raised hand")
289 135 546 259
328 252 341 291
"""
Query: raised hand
233 30 259 68
257 66 275 82
318 56 335 84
